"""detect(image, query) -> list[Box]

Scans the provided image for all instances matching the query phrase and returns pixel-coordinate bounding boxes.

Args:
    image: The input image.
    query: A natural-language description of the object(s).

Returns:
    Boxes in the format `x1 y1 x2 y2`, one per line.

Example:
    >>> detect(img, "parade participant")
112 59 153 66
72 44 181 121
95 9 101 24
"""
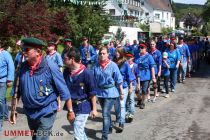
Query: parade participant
131 40 139 60
46 41 63 71
165 41 181 92
115 40 121 48
63 48 98 140
149 40 162 102
161 52 171 98
0 40 15 132
157 36 165 52
61 38 73 60
135 43 156 109
10 37 74 140
177 37 190 83
108 41 116 60
14 40 25 69
113 48 135 132
123 39 130 52
46 41 63 112
92 46 123 140
79 37 97 68
125 51 139 123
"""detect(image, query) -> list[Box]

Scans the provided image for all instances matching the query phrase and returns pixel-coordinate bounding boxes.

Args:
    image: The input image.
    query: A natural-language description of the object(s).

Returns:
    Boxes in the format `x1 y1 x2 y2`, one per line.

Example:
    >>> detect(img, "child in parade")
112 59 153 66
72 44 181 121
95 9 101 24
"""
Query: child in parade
125 51 139 123
113 48 135 132
161 52 171 98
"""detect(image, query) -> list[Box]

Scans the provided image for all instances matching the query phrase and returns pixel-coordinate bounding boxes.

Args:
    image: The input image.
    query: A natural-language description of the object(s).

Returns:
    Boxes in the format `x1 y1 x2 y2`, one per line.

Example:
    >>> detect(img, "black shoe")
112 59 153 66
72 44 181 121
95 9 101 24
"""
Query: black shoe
109 127 113 134
116 123 124 133
135 100 141 107
139 102 145 109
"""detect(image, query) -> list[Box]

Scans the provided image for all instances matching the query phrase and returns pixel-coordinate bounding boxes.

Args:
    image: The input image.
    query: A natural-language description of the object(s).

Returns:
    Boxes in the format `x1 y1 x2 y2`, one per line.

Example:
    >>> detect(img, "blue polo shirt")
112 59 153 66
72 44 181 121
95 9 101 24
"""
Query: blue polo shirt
150 49 162 75
10 58 71 119
63 68 97 114
135 53 156 81
0 50 15 82
93 61 123 98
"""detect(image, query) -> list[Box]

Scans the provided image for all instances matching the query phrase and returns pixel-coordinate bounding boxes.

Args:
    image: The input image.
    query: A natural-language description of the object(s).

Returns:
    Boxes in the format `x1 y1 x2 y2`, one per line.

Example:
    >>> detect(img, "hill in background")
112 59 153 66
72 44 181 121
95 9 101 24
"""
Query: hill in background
172 2 204 25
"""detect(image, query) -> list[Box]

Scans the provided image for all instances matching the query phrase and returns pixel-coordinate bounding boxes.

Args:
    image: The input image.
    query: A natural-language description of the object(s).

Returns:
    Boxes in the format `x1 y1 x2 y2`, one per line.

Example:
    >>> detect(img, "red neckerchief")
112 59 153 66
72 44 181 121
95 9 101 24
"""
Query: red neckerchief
29 55 42 76
99 59 110 70
151 48 157 54
0 48 4 53
49 50 56 56
70 64 86 77
129 61 134 65
140 52 148 56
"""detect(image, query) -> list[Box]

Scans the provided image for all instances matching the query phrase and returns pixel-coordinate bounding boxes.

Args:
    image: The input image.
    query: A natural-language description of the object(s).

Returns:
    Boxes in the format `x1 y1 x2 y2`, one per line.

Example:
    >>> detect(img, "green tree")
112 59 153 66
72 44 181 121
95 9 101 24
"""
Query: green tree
138 23 149 32
161 27 173 35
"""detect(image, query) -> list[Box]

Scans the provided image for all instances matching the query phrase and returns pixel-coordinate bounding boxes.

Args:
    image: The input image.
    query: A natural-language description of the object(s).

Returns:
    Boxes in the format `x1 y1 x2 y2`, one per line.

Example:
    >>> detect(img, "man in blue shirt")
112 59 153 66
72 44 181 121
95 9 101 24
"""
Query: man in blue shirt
79 37 97 68
9 37 74 140
63 47 98 140
177 37 190 83
0 40 15 132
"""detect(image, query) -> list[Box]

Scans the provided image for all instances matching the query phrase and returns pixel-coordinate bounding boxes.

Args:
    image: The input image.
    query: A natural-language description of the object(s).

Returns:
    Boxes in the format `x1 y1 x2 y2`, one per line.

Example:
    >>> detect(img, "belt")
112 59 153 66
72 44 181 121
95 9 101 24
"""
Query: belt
0 75 7 79
99 84 115 89
72 98 89 105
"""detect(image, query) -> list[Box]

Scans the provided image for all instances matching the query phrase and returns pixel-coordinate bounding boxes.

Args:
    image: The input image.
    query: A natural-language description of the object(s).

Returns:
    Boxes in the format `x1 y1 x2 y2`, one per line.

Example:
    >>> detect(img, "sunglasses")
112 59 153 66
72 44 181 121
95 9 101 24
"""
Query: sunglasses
21 47 33 52
140 47 145 49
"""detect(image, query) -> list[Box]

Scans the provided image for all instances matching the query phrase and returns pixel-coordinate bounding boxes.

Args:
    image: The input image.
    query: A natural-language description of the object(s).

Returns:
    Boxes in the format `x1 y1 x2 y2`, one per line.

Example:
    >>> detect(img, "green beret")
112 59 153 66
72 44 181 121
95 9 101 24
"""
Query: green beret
62 38 72 42
102 40 109 45
48 41 57 46
21 37 47 48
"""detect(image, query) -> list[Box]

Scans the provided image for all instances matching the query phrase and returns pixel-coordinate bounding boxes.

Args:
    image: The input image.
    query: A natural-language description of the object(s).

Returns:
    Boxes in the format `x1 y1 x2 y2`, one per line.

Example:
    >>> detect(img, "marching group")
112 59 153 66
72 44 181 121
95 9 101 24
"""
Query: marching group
0 35 209 140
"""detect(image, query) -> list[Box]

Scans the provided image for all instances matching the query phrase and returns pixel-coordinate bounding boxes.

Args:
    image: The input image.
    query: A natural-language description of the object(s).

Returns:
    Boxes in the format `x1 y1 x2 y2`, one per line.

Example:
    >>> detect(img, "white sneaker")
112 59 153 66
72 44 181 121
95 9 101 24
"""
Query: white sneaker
161 89 166 93
165 94 170 98
171 89 175 92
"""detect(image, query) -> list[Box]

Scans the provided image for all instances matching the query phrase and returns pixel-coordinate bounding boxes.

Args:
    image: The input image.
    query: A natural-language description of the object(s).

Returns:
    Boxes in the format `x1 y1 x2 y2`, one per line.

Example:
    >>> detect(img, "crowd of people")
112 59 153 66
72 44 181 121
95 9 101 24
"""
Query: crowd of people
0 35 209 140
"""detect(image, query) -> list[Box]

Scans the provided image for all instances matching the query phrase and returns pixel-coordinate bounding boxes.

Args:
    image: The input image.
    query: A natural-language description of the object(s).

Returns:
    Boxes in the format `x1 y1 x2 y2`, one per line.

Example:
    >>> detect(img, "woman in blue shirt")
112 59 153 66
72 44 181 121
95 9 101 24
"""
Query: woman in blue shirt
135 43 156 109
165 41 181 92
113 48 135 132
92 46 124 140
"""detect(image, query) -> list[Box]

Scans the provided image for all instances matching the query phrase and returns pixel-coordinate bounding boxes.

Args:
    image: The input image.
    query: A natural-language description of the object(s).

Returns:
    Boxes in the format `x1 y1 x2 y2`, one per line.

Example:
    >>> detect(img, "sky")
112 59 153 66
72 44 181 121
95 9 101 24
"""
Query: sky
173 0 207 5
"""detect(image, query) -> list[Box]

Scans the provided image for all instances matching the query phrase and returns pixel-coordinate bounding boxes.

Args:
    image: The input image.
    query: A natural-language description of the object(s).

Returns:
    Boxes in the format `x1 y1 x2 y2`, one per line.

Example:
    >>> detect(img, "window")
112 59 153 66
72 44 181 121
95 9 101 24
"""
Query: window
109 9 115 16
145 12 149 16
155 13 160 19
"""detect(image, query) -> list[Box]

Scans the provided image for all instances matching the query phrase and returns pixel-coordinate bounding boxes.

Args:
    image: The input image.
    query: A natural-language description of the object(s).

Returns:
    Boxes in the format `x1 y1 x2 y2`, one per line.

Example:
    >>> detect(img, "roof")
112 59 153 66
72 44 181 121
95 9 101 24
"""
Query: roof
147 0 173 12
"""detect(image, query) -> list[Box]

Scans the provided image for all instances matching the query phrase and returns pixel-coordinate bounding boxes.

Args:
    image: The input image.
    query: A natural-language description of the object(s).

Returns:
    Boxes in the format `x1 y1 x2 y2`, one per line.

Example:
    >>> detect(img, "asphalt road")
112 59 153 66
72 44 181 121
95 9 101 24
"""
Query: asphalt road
1 62 210 140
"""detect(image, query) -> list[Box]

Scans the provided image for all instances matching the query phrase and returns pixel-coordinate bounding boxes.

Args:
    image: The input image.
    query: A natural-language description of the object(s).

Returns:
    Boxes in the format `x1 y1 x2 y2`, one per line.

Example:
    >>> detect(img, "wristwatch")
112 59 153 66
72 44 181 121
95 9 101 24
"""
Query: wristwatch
68 109 73 113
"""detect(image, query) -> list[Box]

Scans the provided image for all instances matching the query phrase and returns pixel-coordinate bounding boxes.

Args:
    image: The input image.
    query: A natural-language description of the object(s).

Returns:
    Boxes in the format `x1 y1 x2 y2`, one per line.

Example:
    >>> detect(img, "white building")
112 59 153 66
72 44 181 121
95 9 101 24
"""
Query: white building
140 0 175 33
104 0 175 33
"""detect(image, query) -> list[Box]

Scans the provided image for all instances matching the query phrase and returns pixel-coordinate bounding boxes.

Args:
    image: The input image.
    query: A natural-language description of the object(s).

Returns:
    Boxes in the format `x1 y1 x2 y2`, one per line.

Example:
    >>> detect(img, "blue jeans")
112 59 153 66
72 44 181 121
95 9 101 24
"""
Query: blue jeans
178 61 187 79
169 68 178 90
114 87 129 124
98 98 118 140
27 111 57 140
73 114 89 140
0 82 9 122
126 86 136 115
